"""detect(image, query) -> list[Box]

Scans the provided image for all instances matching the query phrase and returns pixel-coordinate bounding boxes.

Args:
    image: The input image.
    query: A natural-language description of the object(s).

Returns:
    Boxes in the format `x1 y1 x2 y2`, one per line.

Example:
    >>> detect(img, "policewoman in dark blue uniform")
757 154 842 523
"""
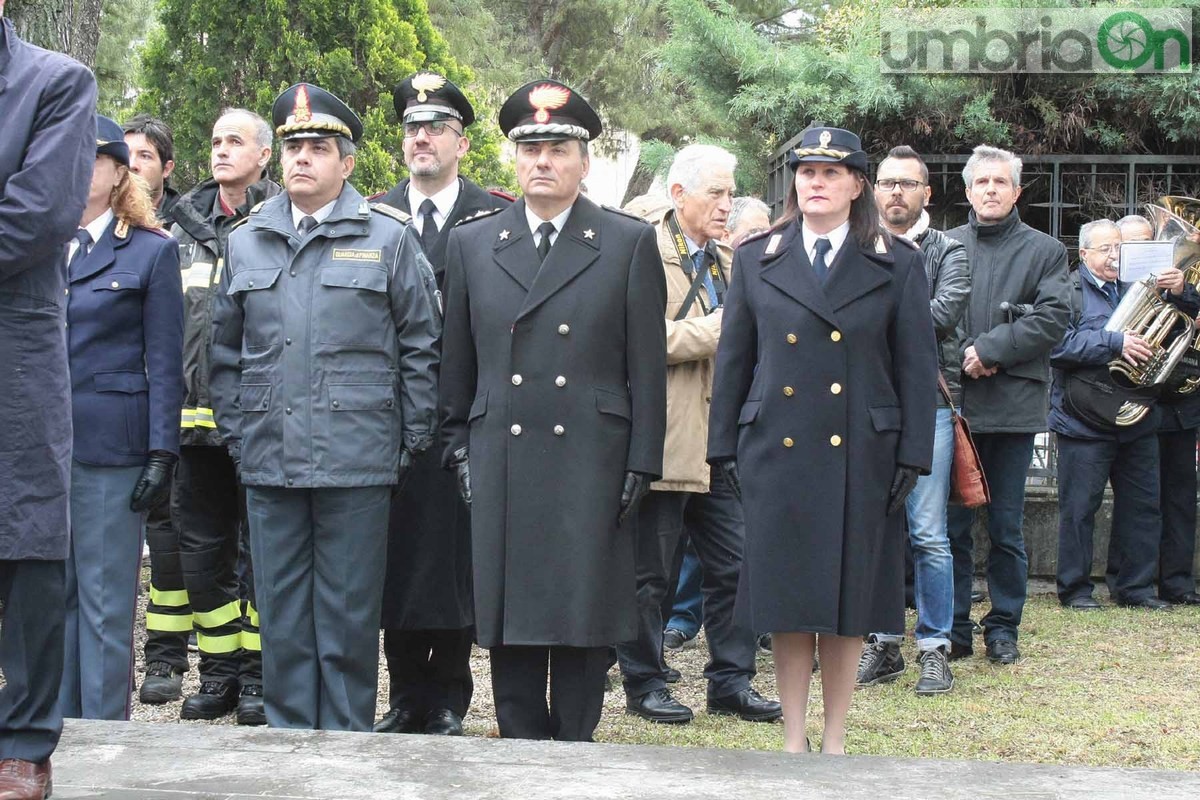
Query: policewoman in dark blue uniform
60 116 183 720
708 128 936 754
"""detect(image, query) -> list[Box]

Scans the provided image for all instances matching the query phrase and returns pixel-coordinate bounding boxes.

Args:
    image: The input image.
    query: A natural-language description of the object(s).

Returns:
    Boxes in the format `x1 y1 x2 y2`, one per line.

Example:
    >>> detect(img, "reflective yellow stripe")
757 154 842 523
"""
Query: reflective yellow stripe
149 587 189 607
145 612 193 633
192 600 242 629
180 407 217 429
241 631 261 652
246 604 259 627
196 631 242 654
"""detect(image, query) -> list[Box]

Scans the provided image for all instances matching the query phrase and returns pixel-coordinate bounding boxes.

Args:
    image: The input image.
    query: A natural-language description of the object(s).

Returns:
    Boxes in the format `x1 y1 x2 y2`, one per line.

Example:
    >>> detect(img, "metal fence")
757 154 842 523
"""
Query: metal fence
766 141 1200 488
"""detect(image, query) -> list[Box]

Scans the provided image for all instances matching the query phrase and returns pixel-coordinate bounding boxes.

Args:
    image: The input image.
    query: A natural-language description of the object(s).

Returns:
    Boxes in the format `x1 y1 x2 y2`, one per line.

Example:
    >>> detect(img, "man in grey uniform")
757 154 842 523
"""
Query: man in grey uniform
209 82 441 731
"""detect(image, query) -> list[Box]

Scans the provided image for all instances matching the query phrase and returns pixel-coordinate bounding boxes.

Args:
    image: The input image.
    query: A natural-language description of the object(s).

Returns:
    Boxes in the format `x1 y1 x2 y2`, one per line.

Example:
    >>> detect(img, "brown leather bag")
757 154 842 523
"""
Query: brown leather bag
938 375 990 508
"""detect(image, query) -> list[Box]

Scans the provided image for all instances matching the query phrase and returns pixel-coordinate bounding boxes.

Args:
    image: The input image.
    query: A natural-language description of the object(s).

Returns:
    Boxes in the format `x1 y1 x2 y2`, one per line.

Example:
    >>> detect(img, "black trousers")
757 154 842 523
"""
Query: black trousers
0 560 65 762
1157 428 1198 599
175 445 260 685
382 627 474 718
1057 433 1160 604
616 470 756 700
490 645 608 742
143 496 190 671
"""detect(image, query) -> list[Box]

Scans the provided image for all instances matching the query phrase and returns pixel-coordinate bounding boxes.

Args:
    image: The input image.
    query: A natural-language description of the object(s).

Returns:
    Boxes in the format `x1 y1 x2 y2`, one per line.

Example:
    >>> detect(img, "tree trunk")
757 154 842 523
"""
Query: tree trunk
6 0 104 69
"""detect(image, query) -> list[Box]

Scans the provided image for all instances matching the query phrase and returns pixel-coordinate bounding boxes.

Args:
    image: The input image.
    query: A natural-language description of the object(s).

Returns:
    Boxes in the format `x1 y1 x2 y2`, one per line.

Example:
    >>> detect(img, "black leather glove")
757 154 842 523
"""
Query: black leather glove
887 465 921 516
396 447 415 491
715 459 742 502
130 450 177 512
450 446 471 506
618 471 652 525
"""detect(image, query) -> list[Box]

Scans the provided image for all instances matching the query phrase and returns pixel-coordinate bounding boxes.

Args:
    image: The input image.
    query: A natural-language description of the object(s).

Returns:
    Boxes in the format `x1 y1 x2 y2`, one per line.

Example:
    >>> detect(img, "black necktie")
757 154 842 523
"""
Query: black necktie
418 199 438 254
813 237 832 282
298 215 317 236
536 221 556 263
1103 282 1120 307
68 228 91 271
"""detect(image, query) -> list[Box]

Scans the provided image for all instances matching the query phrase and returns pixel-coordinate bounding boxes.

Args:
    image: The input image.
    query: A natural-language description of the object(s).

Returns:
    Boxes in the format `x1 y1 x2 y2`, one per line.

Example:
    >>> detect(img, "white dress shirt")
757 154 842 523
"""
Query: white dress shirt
408 179 461 236
68 209 115 264
801 220 851 270
291 198 338 232
525 204 574 250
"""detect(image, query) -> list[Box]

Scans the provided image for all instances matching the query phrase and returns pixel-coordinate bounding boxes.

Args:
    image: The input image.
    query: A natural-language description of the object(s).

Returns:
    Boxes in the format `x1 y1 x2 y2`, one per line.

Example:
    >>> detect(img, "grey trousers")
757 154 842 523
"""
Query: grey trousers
60 461 145 720
244 485 390 731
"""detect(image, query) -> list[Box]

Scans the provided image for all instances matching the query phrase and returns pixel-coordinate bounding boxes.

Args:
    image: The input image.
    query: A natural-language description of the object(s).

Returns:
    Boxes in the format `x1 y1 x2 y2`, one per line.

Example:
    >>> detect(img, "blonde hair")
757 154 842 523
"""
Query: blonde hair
109 164 162 231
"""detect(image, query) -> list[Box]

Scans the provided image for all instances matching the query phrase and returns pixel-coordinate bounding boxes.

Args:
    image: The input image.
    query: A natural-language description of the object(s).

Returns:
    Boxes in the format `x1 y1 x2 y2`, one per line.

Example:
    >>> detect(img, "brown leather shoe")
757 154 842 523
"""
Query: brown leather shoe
0 759 52 800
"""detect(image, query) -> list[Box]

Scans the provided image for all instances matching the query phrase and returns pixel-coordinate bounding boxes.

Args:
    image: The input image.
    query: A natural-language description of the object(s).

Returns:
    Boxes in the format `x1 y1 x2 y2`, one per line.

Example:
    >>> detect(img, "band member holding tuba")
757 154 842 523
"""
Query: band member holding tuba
1049 217 1197 611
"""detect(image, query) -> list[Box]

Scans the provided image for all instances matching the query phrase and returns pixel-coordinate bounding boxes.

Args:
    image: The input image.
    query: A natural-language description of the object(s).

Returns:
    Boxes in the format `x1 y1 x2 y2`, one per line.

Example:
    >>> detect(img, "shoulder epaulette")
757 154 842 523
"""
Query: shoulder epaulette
366 190 387 202
488 189 516 203
230 215 253 231
141 225 171 238
454 207 502 227
371 202 412 225
248 201 267 215
738 228 774 247
114 219 130 239
603 204 649 224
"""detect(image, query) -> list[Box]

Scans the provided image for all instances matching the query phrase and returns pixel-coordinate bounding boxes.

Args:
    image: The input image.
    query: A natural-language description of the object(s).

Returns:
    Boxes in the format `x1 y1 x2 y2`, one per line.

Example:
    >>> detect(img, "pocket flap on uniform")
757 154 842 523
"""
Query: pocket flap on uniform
329 383 396 411
468 391 489 421
737 400 761 425
595 388 632 420
227 268 282 295
91 272 143 292
320 266 388 293
94 370 149 393
1005 358 1048 383
240 383 271 412
869 405 902 432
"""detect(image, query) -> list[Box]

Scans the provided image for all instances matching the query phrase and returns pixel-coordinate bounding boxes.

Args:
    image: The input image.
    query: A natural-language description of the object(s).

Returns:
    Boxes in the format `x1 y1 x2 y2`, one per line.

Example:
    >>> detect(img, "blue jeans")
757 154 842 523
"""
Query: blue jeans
874 407 954 651
666 543 702 640
946 433 1035 647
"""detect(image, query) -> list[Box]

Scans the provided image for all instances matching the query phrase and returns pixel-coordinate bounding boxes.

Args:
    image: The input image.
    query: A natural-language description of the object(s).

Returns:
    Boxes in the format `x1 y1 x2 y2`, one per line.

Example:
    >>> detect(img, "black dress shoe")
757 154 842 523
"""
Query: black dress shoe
1120 596 1173 611
626 688 693 724
374 705 423 734
424 708 464 736
181 680 238 720
1162 591 1200 606
1064 596 1102 610
948 641 973 661
985 639 1020 664
236 684 266 726
139 661 185 704
706 687 782 722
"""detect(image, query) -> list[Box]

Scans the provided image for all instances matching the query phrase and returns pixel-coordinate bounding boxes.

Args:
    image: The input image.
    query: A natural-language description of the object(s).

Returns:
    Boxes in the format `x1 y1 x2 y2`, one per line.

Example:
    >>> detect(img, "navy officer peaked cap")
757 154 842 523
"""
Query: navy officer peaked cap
499 79 602 143
394 72 475 129
96 115 130 166
272 83 364 143
786 126 868 174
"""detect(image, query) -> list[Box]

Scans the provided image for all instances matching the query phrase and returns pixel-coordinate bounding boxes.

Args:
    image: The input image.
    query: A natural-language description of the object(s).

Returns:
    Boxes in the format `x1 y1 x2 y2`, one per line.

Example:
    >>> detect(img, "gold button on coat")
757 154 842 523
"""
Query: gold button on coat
830 383 842 394
830 330 842 342
830 435 842 446
510 424 522 436
783 437 794 448
783 386 794 397
555 376 567 387
511 374 523 386
786 333 798 344
553 425 565 436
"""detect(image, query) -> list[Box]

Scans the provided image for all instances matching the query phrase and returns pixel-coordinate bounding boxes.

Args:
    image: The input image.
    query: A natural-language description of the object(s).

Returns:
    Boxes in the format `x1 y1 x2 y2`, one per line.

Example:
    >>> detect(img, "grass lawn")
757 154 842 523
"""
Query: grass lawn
585 591 1200 770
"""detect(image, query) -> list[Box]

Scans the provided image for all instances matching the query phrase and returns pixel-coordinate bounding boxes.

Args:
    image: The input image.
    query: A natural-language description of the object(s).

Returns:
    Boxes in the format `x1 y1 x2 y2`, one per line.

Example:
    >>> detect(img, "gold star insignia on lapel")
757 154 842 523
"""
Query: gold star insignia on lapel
499 230 510 240
583 229 595 239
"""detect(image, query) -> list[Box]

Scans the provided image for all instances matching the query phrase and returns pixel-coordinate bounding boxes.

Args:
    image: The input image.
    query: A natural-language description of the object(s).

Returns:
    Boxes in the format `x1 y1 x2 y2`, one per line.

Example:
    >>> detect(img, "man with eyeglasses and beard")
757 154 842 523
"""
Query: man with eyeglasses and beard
373 72 510 737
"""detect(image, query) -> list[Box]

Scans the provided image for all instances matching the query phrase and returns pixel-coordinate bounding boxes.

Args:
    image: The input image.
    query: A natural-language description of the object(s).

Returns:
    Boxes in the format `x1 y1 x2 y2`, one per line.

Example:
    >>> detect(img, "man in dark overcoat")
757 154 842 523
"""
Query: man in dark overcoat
0 5 97 797
439 79 667 742
374 72 510 737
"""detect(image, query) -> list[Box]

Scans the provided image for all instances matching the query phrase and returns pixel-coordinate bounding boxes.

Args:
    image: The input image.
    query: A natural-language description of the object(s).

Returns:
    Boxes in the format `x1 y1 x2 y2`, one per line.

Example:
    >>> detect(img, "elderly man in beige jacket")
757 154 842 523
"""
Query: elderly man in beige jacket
616 145 782 725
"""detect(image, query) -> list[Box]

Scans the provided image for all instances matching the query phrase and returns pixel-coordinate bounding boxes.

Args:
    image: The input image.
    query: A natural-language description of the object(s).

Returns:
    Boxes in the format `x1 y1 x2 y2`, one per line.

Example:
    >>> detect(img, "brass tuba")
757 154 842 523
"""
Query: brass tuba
1102 196 1200 425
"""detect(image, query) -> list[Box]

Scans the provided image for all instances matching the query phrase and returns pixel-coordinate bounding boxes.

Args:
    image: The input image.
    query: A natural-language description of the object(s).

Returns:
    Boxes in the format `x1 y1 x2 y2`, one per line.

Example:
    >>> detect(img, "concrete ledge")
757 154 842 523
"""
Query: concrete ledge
52 719 1200 799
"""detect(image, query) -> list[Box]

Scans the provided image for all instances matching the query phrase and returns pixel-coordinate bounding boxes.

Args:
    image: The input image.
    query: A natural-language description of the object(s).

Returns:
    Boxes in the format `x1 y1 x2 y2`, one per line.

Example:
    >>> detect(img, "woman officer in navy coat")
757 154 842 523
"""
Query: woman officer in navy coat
60 116 183 720
707 128 936 754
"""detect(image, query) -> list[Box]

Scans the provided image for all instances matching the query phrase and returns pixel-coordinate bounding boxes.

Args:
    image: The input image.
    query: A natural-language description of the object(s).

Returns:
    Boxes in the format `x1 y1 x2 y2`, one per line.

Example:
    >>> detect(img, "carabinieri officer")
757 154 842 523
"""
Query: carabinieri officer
209 83 441 731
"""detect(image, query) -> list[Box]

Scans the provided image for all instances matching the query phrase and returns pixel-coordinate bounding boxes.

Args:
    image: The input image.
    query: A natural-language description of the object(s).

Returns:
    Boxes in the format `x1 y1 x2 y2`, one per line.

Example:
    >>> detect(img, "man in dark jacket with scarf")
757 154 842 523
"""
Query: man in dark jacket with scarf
138 108 280 724
1051 219 1195 611
945 145 1071 665
858 146 969 695
0 5 96 796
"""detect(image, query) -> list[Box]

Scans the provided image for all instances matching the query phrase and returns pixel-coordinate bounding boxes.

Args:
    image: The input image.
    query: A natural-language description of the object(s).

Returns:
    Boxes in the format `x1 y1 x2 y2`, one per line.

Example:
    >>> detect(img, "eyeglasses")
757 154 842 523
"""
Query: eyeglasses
1084 243 1121 255
403 121 462 139
875 179 925 192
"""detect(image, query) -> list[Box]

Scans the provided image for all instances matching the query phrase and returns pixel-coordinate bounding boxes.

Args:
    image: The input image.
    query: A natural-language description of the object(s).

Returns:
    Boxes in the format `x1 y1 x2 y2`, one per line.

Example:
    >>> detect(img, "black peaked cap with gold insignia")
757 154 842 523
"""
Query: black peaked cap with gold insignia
786 126 868 174
97 114 130 166
499 79 602 143
394 72 475 129
272 83 363 143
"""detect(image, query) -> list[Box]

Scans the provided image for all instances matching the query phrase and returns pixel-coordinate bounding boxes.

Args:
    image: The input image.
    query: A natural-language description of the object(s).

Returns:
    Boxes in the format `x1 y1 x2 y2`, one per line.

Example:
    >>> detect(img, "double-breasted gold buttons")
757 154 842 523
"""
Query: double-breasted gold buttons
830 435 842 447
783 437 794 448
786 333 798 345
783 386 794 397
830 383 842 395
830 330 842 342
